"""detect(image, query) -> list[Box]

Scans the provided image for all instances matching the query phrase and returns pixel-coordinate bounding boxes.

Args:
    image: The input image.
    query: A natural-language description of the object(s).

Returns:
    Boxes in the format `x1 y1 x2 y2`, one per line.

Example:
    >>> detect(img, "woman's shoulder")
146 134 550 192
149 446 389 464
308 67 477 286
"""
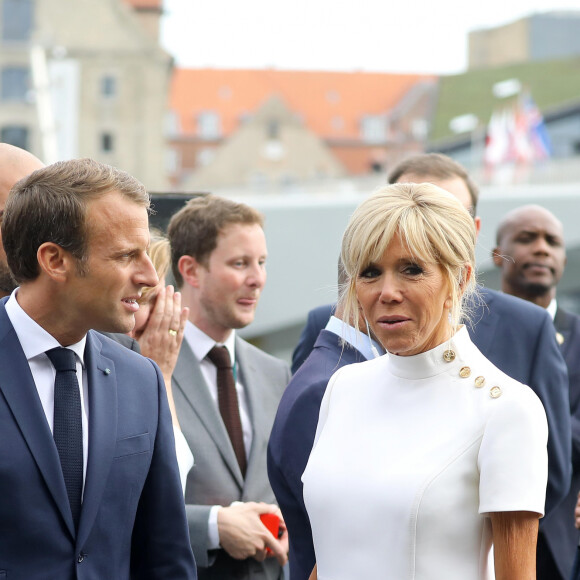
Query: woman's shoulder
469 347 546 419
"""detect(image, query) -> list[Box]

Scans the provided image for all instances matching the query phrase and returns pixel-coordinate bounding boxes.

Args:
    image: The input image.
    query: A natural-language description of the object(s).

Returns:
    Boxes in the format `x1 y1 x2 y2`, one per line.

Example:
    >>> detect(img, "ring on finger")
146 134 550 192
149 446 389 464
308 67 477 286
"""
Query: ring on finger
168 329 178 337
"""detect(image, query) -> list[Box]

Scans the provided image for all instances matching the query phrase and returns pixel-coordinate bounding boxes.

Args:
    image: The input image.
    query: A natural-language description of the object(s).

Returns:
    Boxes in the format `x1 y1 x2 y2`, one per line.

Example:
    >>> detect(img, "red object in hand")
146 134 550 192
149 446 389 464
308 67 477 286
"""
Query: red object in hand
260 513 280 553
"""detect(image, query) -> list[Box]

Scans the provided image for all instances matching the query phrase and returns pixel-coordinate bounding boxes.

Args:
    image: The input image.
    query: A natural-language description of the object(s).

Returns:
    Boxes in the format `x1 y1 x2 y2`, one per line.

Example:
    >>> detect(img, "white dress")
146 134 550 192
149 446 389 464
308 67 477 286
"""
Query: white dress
302 326 548 580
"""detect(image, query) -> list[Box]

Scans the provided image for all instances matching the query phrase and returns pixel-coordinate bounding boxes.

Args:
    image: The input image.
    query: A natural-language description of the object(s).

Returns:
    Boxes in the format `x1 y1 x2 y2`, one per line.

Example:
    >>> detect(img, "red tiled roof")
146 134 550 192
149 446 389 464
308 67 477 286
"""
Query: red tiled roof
170 68 435 141
123 0 162 10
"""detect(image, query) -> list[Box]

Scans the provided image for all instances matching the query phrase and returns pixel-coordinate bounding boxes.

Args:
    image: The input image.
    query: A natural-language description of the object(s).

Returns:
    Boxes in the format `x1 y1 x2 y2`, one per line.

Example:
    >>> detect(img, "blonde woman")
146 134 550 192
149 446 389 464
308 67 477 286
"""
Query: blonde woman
302 183 547 580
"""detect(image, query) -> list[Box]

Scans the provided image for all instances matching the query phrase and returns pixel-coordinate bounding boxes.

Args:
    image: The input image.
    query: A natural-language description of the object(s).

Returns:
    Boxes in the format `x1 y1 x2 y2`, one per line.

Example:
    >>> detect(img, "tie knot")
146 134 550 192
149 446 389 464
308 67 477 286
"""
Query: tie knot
46 347 77 372
207 345 232 370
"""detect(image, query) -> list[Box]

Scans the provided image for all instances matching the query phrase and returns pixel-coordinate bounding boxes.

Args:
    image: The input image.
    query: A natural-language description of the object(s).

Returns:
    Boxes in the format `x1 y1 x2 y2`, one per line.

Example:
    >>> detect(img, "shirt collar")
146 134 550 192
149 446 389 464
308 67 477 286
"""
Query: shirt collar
184 320 236 364
546 298 557 321
5 289 87 366
325 315 384 360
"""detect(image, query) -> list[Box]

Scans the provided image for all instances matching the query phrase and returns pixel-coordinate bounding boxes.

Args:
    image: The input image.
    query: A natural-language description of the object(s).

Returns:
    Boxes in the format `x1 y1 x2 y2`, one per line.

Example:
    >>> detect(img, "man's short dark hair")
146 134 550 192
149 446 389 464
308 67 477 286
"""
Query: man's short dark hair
168 194 264 288
388 153 479 215
3 158 149 283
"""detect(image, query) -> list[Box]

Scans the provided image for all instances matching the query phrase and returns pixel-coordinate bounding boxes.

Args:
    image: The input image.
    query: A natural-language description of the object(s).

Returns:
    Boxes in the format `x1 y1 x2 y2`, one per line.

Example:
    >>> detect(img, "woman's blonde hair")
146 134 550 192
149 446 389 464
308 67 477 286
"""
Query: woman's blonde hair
340 182 477 340
139 229 170 304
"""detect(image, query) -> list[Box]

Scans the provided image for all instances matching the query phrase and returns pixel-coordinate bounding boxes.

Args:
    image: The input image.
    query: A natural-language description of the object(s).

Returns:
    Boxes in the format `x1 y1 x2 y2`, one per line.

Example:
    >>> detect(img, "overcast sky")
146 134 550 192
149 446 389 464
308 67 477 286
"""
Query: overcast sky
160 1 580 75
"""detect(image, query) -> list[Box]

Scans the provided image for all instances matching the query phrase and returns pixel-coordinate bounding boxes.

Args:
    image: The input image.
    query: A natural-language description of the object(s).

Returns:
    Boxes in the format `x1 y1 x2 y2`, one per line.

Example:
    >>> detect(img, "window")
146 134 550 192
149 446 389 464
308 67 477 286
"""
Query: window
1 126 28 150
331 116 344 132
267 119 279 140
101 133 114 153
1 66 30 101
326 90 340 104
2 0 33 42
197 111 221 140
101 75 117 98
360 115 387 144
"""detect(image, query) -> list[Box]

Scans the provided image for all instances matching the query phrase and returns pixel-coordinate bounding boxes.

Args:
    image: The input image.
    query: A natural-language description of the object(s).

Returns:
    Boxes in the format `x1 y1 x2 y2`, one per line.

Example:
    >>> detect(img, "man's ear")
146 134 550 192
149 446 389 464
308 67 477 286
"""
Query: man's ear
36 242 73 282
178 255 202 288
491 247 503 268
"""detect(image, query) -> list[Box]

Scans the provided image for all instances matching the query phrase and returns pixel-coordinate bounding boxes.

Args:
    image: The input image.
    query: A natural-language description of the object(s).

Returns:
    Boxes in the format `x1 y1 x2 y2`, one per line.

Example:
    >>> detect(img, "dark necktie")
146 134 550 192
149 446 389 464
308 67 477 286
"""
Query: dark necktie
46 347 83 530
207 346 247 477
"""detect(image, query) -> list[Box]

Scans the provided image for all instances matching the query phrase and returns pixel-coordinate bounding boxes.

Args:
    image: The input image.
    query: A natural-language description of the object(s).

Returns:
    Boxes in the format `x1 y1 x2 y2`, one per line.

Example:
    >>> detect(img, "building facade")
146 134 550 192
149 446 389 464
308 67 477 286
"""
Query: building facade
168 68 436 191
469 11 580 70
0 0 171 190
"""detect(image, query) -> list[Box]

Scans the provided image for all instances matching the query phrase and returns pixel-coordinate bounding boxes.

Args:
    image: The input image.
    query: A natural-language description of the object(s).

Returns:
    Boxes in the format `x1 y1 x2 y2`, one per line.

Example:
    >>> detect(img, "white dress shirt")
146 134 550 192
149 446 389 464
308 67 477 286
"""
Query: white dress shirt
325 315 385 360
547 298 557 321
5 290 89 493
183 320 253 549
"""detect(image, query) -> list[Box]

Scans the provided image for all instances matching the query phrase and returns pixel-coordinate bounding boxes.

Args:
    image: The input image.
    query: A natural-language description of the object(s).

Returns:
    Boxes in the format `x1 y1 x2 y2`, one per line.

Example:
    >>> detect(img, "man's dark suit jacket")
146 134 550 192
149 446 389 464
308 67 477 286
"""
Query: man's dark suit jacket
276 287 571 580
268 329 366 580
0 298 197 579
100 330 141 352
544 307 580 580
291 304 334 374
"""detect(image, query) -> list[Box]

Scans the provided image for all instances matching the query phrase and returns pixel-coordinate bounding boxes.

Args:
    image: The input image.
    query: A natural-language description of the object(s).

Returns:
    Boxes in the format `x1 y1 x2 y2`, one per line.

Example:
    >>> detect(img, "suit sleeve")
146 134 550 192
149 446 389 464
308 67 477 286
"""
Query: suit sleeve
130 361 197 579
292 313 322 375
291 306 333 375
184 505 214 568
268 381 326 580
531 313 572 516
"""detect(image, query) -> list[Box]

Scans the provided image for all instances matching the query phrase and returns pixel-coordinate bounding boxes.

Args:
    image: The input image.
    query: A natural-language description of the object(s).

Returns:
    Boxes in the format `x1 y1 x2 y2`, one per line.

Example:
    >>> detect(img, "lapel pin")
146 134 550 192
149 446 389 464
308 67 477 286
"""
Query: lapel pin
104 368 111 375
556 332 564 345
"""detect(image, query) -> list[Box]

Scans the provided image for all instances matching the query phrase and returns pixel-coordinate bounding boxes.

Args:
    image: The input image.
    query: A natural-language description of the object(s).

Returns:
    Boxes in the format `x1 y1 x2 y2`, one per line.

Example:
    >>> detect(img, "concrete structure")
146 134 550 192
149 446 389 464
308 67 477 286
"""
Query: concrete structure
0 0 171 190
469 11 580 70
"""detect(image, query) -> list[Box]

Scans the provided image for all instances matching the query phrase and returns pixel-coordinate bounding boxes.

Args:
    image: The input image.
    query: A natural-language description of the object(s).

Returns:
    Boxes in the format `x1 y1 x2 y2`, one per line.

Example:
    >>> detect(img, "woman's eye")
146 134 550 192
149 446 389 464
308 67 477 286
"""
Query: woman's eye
360 267 380 279
404 265 423 276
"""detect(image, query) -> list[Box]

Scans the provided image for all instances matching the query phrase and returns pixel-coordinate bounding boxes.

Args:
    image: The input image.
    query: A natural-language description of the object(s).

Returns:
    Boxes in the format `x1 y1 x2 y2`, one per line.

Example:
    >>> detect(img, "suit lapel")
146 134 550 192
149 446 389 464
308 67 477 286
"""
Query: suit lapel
77 331 117 547
554 307 573 358
235 338 269 490
174 341 244 488
0 301 75 537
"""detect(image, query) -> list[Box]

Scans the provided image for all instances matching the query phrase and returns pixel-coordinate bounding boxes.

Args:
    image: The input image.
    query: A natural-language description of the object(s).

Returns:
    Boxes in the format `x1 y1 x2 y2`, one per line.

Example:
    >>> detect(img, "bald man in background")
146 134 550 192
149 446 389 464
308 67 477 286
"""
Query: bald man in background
0 144 44 297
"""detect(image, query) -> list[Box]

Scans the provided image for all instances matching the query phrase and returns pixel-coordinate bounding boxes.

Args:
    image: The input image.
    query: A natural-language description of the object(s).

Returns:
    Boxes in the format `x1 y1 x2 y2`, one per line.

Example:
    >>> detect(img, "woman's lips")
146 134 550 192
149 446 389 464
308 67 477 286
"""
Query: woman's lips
377 316 410 329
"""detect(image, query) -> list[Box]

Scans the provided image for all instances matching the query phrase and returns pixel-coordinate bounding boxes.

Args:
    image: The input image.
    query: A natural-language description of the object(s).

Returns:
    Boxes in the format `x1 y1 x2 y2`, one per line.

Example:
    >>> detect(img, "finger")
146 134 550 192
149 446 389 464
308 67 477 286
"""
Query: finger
263 536 288 566
175 305 189 346
253 547 268 563
143 286 166 334
162 285 176 330
170 288 182 335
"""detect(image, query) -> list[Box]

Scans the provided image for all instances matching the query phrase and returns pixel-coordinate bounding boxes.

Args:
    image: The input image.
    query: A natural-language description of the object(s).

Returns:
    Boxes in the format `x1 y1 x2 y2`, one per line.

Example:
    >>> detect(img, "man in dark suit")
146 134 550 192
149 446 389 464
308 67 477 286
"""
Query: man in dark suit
280 154 570 580
0 158 196 579
493 204 580 580
269 297 382 580
168 195 290 579
291 304 334 374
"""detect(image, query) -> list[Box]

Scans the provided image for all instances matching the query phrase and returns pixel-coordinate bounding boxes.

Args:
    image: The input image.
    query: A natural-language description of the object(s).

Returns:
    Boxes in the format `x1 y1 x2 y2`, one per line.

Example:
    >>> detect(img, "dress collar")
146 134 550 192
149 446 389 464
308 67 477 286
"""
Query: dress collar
387 326 476 380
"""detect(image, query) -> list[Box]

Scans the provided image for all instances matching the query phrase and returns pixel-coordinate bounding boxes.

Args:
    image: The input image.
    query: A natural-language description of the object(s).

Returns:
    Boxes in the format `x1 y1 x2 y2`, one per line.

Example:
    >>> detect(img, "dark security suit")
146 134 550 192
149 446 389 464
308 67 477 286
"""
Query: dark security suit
546 307 580 580
274 287 570 580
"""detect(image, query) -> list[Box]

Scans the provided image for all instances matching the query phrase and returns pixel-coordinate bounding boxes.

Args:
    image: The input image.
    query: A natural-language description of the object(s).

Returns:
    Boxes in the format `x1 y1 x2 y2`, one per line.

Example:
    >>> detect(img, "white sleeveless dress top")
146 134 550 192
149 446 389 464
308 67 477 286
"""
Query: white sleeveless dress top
302 326 548 580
